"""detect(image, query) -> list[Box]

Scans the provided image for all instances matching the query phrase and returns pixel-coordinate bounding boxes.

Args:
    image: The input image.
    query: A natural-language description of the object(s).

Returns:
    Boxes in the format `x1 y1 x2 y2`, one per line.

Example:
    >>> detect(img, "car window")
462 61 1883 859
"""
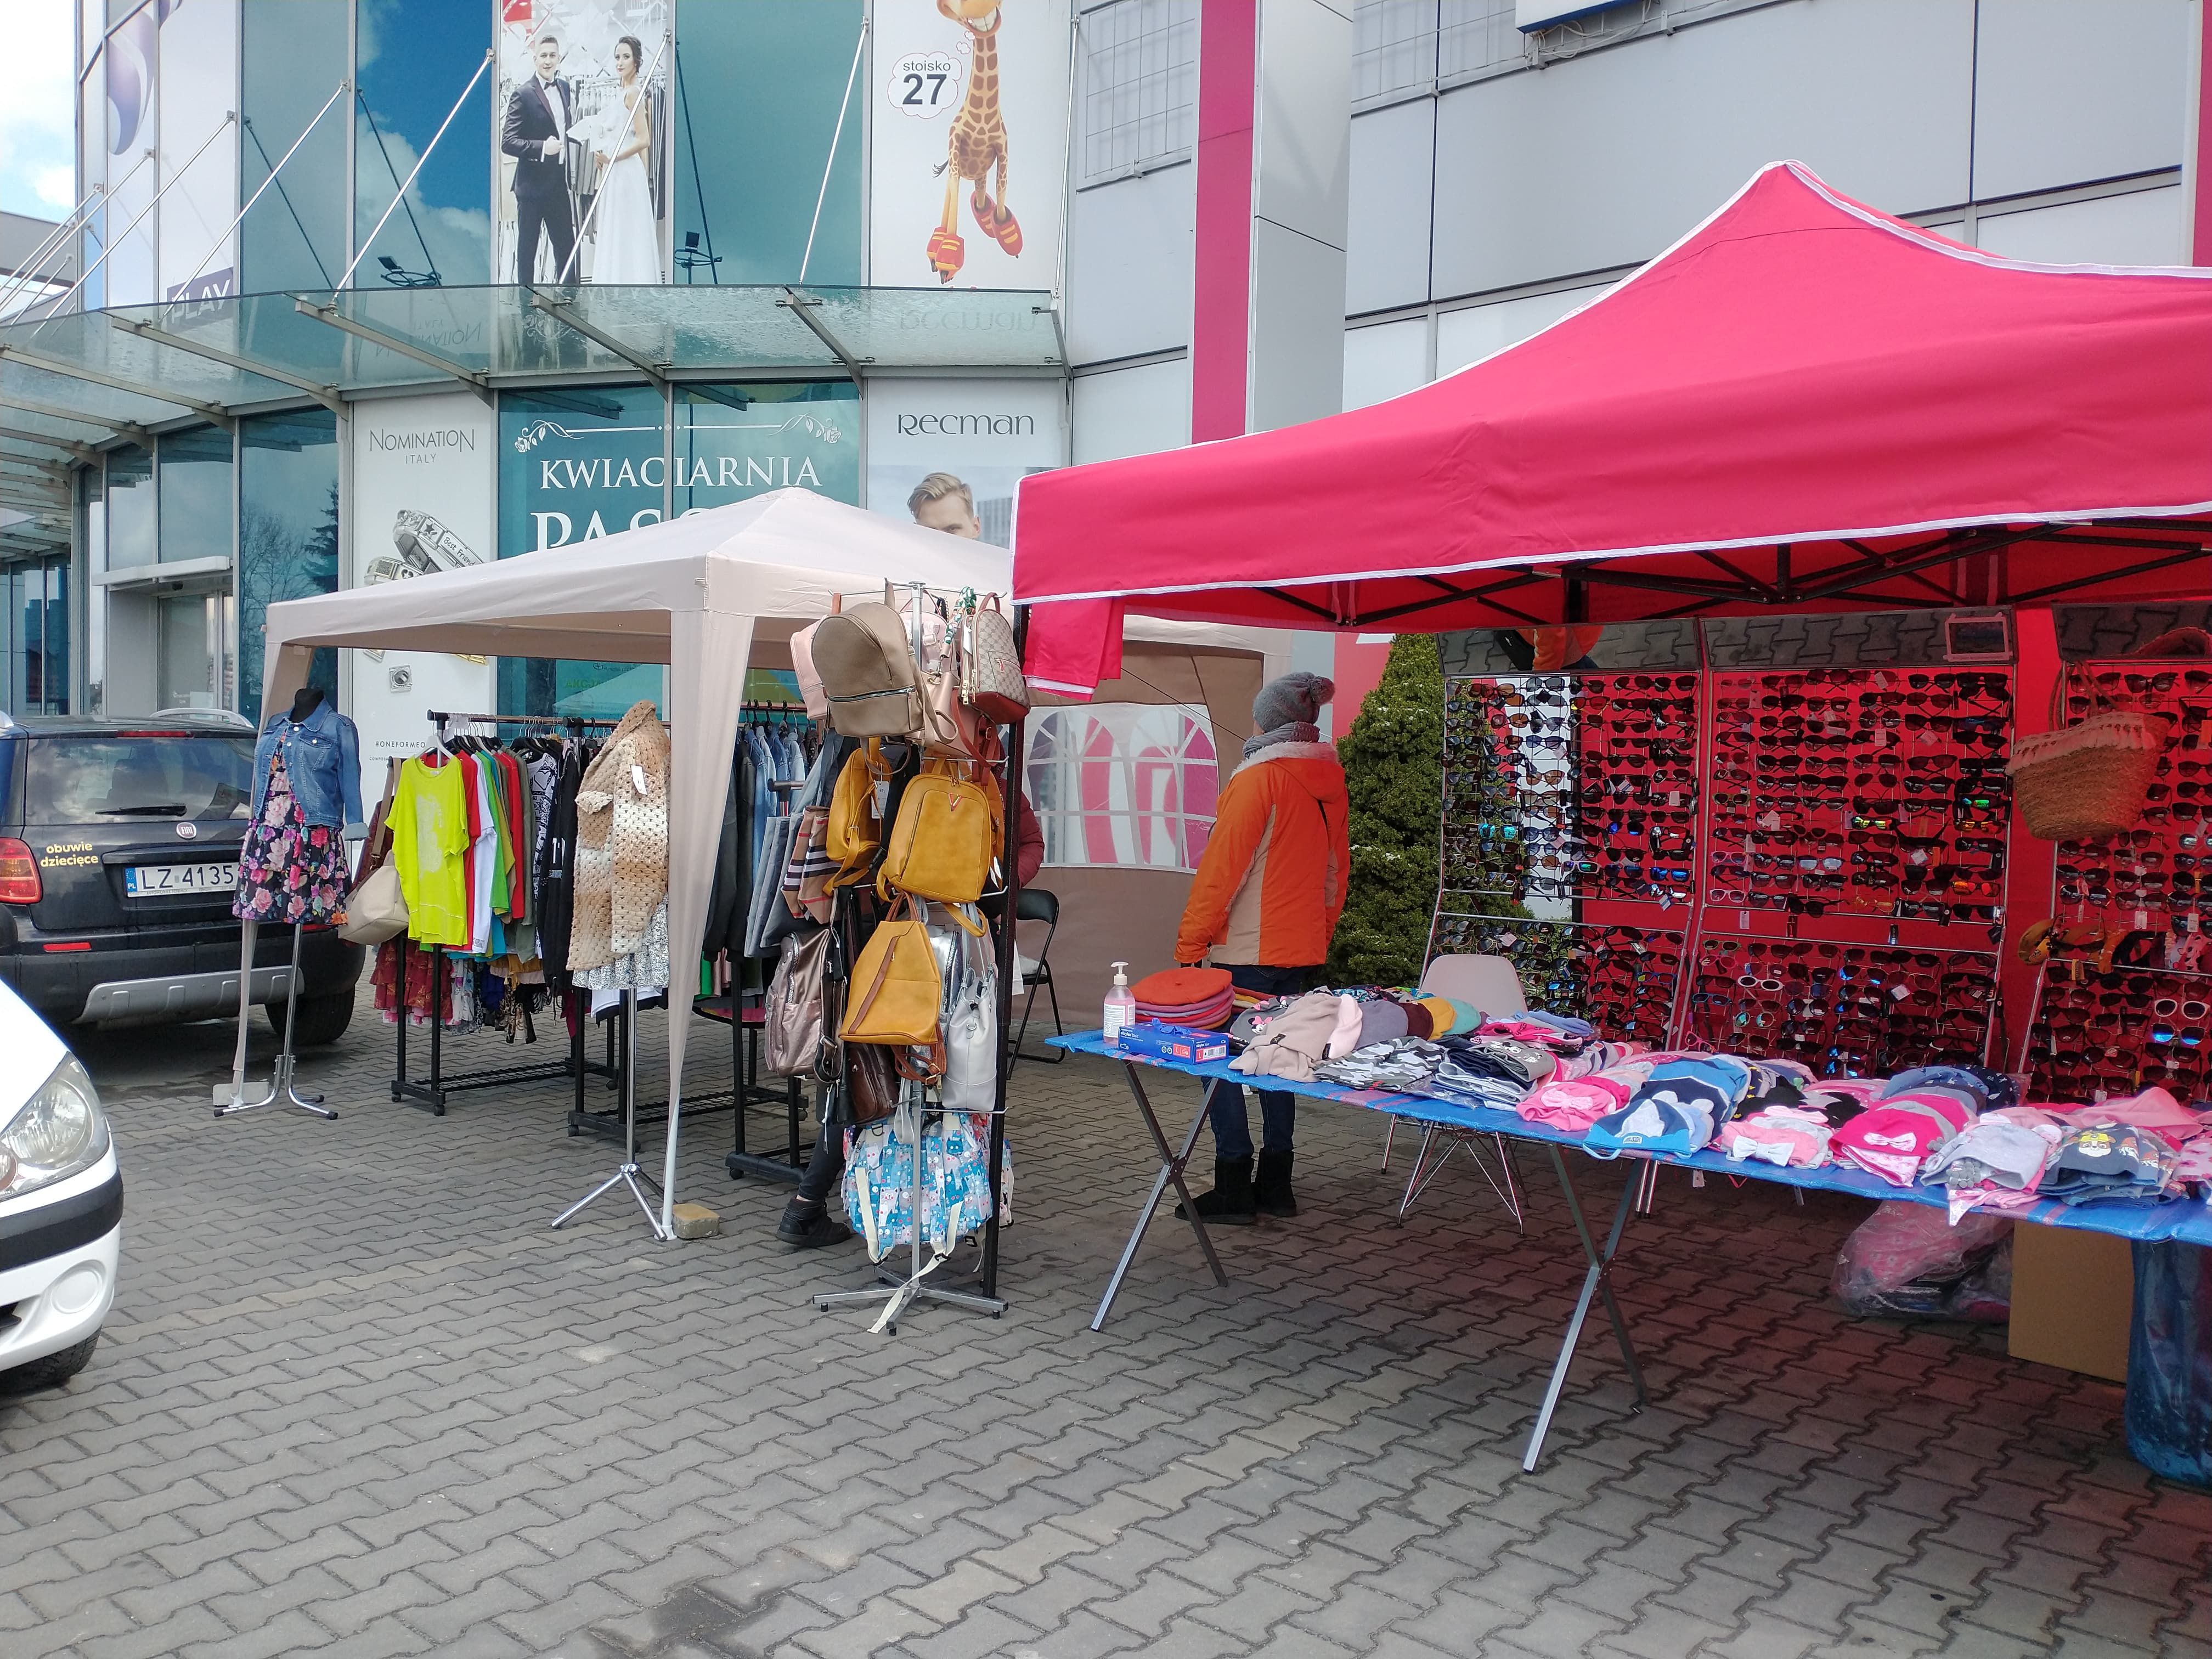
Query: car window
23 735 256 825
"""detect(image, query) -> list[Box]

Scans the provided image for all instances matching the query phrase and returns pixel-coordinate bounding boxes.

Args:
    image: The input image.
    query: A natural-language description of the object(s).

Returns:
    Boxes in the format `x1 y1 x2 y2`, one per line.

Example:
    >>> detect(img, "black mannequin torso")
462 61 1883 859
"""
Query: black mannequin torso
290 687 325 723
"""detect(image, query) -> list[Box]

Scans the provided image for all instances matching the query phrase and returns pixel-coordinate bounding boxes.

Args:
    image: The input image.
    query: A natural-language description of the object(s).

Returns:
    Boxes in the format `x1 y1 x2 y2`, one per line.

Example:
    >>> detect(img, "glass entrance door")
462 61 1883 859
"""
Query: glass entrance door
157 591 236 712
3 557 70 716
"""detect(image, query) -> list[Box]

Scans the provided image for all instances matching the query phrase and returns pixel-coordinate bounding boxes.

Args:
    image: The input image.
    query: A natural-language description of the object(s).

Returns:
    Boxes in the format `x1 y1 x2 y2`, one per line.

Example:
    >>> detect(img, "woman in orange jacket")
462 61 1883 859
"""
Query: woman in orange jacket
1174 672 1349 1223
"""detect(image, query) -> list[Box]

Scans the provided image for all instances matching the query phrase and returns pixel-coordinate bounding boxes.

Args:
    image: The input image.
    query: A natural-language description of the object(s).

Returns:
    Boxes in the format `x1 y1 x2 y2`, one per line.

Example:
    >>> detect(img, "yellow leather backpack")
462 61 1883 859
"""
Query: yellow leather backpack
825 740 891 890
875 759 1002 927
838 895 945 1067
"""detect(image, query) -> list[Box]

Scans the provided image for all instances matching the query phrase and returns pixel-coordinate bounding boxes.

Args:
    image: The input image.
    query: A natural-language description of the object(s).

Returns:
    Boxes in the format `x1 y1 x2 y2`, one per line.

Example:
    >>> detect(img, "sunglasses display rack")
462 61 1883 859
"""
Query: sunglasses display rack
1706 669 2014 927
1429 904 1686 1044
1684 936 2001 1075
1572 674 1702 904
2023 962 2212 1104
2055 664 2212 927
1441 676 1570 900
1440 673 1701 907
2016 661 2212 1102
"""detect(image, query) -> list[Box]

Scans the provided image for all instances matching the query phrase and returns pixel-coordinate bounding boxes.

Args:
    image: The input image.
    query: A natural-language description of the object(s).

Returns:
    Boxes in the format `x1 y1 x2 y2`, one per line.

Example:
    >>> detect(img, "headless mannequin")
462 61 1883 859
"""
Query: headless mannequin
218 684 340 1118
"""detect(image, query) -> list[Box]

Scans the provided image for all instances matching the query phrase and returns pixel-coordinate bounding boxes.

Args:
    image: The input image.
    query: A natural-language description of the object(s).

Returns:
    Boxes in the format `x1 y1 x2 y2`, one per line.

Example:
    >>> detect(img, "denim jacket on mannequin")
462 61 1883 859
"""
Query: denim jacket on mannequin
251 700 365 831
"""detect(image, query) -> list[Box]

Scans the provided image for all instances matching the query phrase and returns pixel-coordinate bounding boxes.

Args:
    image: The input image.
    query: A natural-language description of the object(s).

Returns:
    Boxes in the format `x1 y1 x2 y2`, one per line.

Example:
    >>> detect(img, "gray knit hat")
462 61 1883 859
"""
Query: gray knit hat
1252 670 1335 732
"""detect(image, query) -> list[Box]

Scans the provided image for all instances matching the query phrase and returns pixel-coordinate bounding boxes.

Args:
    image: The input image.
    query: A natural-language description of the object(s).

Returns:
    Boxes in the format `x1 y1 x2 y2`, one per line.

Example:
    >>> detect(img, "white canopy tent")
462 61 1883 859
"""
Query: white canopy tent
259 488 1024 1235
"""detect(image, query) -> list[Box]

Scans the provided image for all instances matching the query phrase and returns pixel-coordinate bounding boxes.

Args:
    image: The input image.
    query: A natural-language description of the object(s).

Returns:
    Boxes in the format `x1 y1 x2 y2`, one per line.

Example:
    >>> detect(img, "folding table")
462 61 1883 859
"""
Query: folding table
1051 1030 2212 1471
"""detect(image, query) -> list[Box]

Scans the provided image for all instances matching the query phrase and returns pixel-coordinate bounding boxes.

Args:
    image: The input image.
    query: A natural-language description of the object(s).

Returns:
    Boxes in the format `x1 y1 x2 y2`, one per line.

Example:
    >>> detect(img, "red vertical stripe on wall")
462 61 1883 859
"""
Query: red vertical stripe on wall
1191 1 1258 443
2197 2 2212 265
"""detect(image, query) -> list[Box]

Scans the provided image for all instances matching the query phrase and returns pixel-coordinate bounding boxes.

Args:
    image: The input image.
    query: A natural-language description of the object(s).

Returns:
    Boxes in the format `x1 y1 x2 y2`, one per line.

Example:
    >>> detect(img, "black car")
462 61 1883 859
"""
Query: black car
0 712 362 1043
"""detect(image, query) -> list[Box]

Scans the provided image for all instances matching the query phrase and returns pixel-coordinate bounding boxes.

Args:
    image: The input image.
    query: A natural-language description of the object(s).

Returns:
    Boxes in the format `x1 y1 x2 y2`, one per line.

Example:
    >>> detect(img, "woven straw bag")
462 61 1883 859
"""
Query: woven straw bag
2008 673 2170 842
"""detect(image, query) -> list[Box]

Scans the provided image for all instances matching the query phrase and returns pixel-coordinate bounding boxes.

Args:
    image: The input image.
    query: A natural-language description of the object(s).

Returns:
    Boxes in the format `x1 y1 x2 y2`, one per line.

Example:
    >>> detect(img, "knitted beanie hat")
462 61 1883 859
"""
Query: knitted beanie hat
1253 671 1335 732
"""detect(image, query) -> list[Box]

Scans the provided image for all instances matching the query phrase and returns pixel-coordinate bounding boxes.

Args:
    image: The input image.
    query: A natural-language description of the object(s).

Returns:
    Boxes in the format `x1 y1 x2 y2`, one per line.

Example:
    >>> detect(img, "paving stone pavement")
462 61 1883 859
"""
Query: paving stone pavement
4 1002 2210 1658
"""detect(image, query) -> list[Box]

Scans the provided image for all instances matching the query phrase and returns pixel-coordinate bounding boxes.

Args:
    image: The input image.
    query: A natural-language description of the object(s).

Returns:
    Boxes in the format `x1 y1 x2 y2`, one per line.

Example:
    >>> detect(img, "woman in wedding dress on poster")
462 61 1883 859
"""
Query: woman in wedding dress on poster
583 35 661 284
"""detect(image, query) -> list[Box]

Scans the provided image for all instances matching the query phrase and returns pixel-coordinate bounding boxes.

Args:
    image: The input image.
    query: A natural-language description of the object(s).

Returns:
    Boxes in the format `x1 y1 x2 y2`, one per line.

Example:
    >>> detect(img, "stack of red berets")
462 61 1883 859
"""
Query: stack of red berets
1131 966 1235 1030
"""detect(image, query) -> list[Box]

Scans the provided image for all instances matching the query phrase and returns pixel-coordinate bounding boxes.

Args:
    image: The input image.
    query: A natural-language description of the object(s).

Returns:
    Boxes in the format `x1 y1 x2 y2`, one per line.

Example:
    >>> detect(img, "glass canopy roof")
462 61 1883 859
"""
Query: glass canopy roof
0 283 1065 554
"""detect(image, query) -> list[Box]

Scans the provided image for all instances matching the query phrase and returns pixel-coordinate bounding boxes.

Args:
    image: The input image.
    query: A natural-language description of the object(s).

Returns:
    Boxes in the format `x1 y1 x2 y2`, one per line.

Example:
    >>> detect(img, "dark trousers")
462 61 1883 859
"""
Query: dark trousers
515 189 576 283
794 1081 843 1206
1206 964 1314 1161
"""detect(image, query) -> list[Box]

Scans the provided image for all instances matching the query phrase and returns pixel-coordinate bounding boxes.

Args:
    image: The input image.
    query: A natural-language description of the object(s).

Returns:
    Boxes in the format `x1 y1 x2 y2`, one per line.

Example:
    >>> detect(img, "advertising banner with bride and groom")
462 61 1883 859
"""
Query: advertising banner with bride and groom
494 0 670 285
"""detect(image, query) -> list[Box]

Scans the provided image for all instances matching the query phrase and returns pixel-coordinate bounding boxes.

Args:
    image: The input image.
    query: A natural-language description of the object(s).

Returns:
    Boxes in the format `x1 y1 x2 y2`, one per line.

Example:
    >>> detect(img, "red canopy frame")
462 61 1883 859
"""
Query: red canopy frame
1013 162 2209 693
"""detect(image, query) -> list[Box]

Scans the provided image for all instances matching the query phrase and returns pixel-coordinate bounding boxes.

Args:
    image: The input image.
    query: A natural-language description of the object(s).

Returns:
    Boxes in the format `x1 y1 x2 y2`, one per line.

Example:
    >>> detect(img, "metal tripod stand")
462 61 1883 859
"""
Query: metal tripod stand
215 919 335 1120
551 991 672 1240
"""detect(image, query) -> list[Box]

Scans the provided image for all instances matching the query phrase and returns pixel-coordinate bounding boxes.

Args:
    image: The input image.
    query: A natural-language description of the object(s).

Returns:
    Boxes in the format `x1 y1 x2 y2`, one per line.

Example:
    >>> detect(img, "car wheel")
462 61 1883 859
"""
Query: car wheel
1 1333 99 1393
267 987 356 1047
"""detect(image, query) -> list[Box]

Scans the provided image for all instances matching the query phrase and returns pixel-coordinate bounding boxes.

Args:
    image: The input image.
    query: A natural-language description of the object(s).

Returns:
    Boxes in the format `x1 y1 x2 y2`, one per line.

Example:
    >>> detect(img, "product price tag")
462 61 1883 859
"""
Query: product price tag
2136 909 2151 932
631 763 648 796
1667 791 1682 808
874 779 891 820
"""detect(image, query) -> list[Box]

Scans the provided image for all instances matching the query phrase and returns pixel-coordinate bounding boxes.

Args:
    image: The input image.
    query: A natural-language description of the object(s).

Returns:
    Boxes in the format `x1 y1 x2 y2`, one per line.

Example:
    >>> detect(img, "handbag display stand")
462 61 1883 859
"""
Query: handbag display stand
214 916 336 1119
815 620 1028 1333
550 990 673 1241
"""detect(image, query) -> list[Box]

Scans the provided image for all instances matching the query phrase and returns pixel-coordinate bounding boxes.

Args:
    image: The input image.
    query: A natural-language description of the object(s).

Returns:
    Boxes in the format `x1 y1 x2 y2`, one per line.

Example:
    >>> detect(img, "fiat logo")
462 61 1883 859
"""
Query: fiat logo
175 822 198 840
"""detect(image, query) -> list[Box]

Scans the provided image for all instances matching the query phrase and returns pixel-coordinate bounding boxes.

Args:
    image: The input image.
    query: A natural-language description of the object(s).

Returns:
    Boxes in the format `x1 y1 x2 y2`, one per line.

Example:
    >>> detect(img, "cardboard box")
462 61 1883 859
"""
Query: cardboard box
1116 1024 1230 1065
2009 1221 2132 1383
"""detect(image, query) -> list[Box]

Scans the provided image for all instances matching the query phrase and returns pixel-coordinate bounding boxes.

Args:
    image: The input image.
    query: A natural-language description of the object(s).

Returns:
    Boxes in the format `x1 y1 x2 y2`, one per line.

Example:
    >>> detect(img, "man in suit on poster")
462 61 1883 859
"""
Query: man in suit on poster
501 32 578 281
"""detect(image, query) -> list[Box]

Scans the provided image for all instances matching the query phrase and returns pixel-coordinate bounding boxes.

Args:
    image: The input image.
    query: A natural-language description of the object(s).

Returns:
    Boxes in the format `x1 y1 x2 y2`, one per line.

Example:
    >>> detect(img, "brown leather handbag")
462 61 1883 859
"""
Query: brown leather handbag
843 1041 900 1124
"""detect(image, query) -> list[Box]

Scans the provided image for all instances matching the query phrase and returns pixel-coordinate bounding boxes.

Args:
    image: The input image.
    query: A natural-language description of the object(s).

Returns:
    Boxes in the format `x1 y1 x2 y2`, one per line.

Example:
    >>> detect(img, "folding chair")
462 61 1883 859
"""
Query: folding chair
1383 953 1527 1228
1007 888 1064 1068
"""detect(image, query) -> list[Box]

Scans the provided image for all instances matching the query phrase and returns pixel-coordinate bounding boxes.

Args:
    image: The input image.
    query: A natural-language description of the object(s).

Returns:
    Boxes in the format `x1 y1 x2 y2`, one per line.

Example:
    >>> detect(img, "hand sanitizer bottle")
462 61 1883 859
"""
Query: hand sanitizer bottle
1103 962 1136 1047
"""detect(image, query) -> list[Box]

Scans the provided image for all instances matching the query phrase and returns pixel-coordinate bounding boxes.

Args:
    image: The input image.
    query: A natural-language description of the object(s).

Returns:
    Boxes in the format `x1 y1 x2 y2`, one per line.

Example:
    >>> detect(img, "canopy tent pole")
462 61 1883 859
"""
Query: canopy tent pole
799 17 868 285
331 52 493 294
38 114 236 324
159 80 351 315
0 173 120 315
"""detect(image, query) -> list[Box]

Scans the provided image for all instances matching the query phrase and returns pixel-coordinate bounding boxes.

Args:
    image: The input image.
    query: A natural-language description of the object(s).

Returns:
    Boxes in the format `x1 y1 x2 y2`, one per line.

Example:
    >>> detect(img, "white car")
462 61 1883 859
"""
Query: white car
0 979 120 1391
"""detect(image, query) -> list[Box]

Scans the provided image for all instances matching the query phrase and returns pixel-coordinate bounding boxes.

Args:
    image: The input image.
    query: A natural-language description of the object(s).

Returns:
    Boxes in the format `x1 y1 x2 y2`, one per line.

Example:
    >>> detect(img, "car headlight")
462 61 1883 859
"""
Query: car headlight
1 1055 111 1199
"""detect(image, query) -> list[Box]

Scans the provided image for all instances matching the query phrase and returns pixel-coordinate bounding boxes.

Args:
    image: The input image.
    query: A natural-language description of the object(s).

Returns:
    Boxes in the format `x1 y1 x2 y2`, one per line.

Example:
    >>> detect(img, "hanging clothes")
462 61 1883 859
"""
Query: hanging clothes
390 752 473 949
568 701 670 976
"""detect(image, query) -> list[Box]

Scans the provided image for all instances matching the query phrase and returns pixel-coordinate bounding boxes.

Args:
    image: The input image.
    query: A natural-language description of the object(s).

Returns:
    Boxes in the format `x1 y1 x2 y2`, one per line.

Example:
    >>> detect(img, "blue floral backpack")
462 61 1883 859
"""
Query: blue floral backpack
841 1094 1012 1265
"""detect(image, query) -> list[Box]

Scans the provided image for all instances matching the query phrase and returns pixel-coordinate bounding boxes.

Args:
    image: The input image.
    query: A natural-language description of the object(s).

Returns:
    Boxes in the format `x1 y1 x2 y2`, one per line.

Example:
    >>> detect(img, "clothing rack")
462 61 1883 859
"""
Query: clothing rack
428 709 621 729
391 947 616 1115
388 710 620 1114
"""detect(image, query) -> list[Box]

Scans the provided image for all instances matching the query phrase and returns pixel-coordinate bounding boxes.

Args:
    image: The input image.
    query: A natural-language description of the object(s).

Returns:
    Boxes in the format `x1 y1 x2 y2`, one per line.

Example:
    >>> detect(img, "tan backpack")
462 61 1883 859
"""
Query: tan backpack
812 600 924 738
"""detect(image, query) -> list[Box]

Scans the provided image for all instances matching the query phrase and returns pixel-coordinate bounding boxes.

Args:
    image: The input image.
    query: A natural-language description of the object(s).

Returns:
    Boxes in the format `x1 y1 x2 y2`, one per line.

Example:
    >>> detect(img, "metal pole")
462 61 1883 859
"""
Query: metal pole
40 117 235 324
157 81 351 315
0 177 117 314
799 18 868 284
554 30 672 284
331 52 493 294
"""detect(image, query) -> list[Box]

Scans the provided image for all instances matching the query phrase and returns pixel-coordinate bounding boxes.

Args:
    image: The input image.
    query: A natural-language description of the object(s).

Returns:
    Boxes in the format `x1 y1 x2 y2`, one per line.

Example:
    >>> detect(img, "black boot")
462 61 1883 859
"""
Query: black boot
1254 1149 1297 1217
776 1198 852 1251
1175 1157 1256 1226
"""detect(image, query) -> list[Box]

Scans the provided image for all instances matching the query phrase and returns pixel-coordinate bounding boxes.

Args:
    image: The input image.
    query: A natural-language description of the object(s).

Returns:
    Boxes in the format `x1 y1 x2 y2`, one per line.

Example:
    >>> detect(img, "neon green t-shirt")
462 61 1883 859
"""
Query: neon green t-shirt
393 756 471 948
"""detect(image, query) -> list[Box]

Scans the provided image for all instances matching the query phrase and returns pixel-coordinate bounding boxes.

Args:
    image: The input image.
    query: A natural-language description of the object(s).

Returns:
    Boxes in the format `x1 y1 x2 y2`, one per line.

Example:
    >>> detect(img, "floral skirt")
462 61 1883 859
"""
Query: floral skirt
232 754 349 924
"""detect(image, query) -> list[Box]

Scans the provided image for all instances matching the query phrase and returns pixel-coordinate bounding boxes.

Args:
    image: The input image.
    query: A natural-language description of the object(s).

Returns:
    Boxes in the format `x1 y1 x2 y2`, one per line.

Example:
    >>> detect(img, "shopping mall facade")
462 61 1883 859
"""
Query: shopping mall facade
3 0 2207 758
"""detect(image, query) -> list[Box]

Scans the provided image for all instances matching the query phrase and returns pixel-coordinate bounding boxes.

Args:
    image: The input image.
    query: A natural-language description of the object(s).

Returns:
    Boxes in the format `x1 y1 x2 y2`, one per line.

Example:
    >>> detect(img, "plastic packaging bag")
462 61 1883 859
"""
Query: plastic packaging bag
1832 1201 2011 1319
2126 1239 2212 1488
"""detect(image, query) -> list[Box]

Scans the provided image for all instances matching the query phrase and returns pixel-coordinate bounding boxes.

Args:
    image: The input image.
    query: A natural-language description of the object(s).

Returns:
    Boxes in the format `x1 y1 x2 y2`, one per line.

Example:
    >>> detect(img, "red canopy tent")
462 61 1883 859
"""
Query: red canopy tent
1014 161 2210 693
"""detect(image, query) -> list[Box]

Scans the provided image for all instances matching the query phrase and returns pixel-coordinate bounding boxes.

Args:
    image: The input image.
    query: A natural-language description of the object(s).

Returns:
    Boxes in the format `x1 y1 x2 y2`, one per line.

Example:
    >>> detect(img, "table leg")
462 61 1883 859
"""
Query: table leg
1522 1146 1649 1472
1091 1061 1228 1331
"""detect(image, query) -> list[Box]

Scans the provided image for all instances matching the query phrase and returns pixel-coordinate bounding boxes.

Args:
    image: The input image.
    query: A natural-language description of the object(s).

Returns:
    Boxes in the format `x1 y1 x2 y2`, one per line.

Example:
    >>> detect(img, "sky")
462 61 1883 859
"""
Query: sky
0 0 78 222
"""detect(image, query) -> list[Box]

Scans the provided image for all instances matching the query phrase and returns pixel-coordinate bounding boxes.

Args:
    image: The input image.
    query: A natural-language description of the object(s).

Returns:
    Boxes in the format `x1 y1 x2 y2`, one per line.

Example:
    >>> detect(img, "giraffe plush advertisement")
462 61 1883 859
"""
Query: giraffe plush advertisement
870 0 1069 291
